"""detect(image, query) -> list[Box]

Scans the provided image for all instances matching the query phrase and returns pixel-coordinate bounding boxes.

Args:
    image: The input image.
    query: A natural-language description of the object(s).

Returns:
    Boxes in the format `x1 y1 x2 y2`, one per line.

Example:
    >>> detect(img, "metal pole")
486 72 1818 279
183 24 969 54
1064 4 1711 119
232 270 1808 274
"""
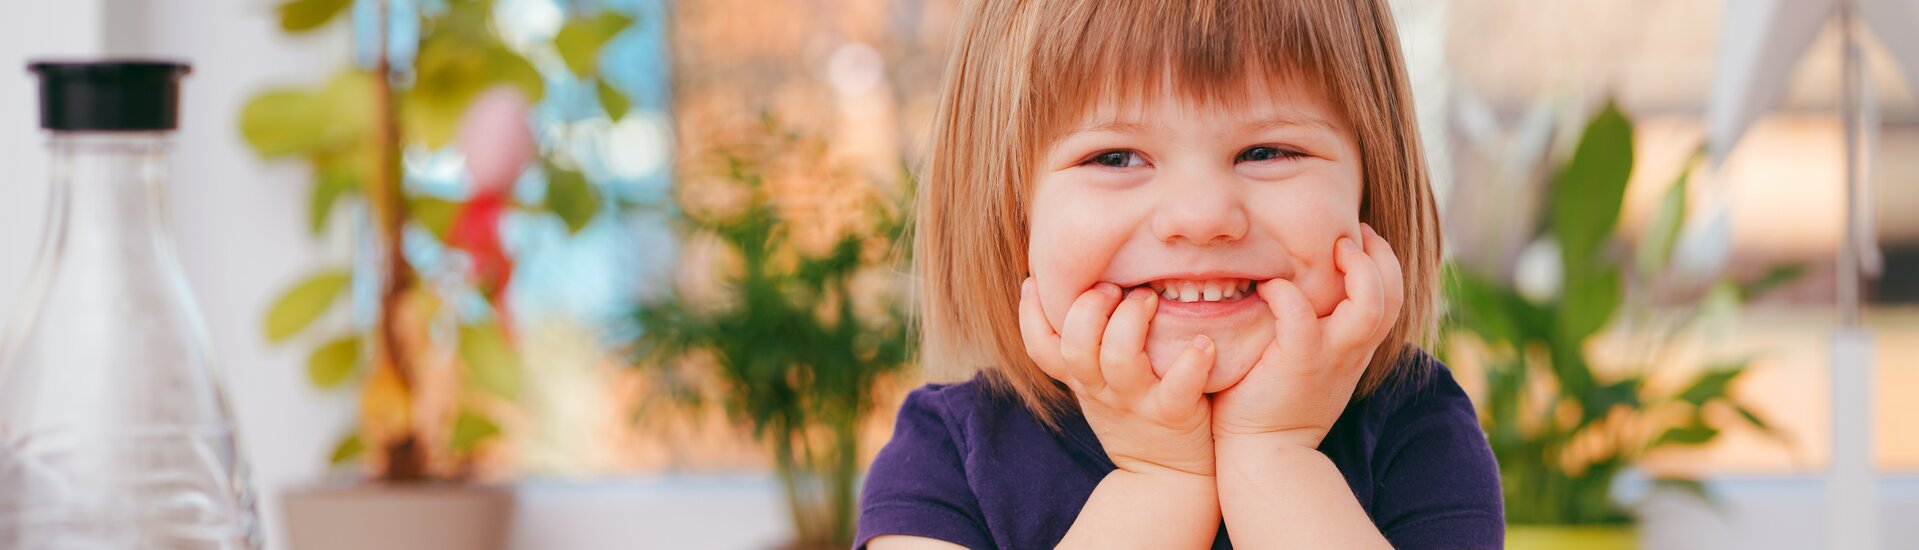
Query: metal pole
1830 0 1876 548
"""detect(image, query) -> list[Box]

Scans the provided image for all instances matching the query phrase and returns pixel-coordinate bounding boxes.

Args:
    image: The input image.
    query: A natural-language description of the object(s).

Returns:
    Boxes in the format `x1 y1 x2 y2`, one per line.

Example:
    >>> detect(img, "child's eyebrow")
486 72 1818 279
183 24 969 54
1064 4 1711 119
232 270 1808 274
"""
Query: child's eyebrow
1063 112 1340 139
1066 119 1153 136
1242 112 1341 135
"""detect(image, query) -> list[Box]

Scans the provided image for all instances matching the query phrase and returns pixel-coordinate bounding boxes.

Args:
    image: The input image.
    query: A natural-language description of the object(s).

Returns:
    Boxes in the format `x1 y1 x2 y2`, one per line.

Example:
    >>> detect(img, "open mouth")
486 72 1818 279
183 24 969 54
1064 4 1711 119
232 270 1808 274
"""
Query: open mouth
1127 278 1258 304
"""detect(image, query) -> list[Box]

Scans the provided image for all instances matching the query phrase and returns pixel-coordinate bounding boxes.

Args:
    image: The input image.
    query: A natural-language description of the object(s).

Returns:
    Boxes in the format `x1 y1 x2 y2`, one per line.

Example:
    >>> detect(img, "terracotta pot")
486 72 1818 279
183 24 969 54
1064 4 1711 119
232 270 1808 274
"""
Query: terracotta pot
283 484 514 550
1506 524 1638 550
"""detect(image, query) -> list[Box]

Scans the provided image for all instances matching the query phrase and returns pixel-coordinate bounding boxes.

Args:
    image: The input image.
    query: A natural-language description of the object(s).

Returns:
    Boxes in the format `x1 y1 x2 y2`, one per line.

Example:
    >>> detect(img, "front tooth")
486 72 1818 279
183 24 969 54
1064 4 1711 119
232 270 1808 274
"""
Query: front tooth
1202 281 1222 301
1178 281 1200 302
1222 284 1239 299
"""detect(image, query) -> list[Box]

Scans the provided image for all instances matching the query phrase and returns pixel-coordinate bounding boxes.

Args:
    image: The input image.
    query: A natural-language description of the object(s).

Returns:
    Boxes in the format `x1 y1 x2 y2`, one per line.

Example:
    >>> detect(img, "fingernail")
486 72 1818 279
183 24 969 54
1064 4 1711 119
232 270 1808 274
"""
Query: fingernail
1339 237 1357 253
1126 287 1151 301
1097 282 1120 297
1021 277 1035 296
1362 223 1378 237
1192 334 1212 351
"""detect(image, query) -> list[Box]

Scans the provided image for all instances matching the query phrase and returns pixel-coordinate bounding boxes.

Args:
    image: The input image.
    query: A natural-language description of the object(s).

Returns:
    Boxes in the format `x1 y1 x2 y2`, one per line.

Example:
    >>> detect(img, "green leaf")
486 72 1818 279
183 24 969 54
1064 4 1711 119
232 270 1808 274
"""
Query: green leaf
1698 278 1743 330
1636 160 1690 280
317 70 378 145
598 79 630 121
306 335 361 389
1732 402 1791 446
1740 264 1807 301
459 322 522 399
1581 378 1642 426
309 164 358 235
404 37 545 149
554 11 635 76
239 90 327 158
449 410 502 454
401 91 466 150
1556 266 1621 344
409 197 462 241
545 162 600 234
278 0 352 33
486 48 545 103
327 432 365 466
1443 265 1544 349
264 270 352 342
1552 100 1634 274
1677 364 1746 405
1653 424 1719 447
1546 342 1598 402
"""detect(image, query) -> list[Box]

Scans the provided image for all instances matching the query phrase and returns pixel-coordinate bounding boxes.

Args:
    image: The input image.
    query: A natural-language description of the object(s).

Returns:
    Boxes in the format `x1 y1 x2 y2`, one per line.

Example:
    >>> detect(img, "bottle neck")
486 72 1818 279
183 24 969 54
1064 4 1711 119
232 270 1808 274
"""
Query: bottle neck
46 131 173 233
37 132 180 284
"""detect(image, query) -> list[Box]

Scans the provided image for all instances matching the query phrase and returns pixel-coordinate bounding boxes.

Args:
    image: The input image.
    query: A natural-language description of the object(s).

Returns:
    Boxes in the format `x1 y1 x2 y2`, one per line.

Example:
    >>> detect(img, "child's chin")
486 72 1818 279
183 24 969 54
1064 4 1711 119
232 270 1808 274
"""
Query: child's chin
1144 320 1274 393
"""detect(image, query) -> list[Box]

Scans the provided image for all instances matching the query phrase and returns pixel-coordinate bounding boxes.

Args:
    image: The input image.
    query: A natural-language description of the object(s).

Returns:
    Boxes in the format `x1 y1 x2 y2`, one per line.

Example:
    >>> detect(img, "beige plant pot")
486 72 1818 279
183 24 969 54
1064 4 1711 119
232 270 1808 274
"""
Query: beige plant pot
1506 524 1638 550
284 484 515 550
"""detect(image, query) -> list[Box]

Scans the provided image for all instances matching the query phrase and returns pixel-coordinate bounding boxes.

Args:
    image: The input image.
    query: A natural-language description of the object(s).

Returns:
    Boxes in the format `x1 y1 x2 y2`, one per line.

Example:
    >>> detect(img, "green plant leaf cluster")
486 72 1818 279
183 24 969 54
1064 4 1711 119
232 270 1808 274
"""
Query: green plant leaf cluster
241 0 645 474
555 10 636 121
631 122 914 547
1441 100 1800 525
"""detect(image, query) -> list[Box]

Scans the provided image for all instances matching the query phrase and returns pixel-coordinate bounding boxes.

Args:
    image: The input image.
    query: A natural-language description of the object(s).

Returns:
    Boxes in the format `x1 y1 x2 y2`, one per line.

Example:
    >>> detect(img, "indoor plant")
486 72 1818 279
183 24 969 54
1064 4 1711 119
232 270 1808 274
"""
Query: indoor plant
1439 100 1798 549
238 0 634 548
628 118 914 549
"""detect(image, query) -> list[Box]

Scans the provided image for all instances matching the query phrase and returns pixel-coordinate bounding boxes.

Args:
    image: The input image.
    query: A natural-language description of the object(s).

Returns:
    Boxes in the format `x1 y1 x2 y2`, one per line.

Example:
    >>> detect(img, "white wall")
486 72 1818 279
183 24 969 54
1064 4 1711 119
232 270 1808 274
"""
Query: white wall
0 4 104 311
1 2 346 548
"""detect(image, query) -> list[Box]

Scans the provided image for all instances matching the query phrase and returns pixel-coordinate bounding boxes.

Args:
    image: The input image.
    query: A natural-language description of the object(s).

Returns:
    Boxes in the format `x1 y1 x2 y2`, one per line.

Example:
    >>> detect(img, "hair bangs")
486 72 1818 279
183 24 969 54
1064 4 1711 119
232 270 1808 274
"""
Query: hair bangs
1026 0 1346 149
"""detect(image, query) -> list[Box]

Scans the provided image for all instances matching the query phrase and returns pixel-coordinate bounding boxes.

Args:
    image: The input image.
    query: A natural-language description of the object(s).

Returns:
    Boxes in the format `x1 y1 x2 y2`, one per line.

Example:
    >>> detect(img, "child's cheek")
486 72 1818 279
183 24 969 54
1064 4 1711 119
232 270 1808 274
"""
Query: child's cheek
1026 203 1130 329
1302 234 1357 317
1027 240 1100 330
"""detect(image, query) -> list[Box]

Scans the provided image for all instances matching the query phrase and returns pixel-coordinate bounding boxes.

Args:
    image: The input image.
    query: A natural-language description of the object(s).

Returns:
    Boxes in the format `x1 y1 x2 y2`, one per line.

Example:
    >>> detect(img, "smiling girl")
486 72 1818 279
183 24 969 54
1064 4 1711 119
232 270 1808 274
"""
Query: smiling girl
857 1 1503 548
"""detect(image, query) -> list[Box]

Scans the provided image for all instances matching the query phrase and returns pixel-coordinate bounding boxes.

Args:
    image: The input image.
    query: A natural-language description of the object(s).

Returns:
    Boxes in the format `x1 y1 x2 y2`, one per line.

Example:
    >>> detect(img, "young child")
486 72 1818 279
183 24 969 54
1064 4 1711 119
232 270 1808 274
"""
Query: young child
857 0 1502 548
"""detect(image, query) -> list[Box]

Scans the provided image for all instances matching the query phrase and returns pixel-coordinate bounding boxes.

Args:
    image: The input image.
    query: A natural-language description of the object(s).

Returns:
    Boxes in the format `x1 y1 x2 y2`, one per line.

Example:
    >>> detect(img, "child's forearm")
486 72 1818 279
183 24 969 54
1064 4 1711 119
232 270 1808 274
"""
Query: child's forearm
1058 466 1220 549
1215 435 1392 548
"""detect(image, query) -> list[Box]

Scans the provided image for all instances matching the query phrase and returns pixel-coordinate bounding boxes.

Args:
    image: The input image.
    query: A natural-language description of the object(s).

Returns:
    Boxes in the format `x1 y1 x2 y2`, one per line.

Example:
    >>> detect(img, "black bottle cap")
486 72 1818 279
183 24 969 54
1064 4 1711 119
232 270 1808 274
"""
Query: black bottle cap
28 60 191 131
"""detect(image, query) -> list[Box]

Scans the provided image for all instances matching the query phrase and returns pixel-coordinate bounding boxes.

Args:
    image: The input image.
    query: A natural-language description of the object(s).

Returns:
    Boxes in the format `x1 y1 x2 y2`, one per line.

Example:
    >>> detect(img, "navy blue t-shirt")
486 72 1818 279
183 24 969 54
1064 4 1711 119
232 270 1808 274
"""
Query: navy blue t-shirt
854 349 1503 549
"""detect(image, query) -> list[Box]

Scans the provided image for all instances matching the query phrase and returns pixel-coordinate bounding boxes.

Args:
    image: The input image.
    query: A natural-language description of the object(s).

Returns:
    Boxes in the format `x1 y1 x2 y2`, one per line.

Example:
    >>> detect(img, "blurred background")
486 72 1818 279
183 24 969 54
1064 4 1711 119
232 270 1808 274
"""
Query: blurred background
0 0 1913 549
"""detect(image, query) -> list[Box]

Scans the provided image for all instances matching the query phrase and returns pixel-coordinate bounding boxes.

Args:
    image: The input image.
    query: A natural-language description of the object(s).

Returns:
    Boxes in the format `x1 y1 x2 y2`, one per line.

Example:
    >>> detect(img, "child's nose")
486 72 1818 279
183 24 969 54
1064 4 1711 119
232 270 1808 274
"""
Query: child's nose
1148 175 1249 246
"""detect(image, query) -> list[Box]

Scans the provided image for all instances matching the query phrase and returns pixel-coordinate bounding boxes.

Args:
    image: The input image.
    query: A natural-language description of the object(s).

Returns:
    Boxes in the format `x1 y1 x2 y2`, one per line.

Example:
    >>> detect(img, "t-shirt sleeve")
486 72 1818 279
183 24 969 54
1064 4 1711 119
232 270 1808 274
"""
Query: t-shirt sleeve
855 386 995 550
1369 360 1506 550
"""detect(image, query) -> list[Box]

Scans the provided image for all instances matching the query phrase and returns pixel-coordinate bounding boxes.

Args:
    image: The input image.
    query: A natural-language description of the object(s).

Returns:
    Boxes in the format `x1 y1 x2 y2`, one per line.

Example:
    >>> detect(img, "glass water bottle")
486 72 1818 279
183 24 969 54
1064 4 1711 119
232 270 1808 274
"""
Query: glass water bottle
0 61 261 549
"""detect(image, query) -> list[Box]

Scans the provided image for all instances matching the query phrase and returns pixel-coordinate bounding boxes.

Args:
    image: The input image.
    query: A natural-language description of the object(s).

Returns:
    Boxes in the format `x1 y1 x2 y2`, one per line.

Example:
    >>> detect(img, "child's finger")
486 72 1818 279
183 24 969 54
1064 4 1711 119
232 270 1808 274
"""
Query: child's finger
1059 282 1124 393
1256 276 1320 353
1017 277 1068 383
1326 236 1387 350
1098 287 1158 395
1360 223 1405 343
1154 335 1215 419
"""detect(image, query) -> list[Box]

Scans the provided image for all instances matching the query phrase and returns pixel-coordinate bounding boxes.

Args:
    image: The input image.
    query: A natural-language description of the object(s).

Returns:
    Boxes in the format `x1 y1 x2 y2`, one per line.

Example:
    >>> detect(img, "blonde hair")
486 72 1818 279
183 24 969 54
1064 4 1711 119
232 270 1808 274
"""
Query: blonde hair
914 0 1442 427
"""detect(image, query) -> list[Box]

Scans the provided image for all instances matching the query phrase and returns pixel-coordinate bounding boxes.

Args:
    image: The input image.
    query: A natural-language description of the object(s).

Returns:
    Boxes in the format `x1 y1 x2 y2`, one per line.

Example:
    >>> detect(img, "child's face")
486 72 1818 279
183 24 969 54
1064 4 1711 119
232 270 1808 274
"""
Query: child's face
1028 80 1363 393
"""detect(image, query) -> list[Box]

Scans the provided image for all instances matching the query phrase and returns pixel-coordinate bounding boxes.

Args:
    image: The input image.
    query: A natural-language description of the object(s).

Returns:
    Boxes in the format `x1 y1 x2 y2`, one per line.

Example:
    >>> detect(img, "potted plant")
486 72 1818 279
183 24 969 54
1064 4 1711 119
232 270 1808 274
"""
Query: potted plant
238 1 635 548
1438 100 1799 549
628 118 914 550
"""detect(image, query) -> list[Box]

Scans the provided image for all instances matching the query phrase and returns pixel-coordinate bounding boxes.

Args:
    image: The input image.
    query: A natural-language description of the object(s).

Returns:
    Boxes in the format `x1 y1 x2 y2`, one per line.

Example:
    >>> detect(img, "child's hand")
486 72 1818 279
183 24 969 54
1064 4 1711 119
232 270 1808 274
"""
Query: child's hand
1020 277 1217 476
1212 223 1404 450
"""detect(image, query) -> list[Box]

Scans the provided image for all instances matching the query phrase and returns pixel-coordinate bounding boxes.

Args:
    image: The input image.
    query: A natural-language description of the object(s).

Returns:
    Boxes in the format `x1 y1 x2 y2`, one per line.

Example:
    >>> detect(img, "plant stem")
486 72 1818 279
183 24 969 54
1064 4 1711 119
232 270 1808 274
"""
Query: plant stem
368 0 425 483
827 412 858 545
772 421 816 544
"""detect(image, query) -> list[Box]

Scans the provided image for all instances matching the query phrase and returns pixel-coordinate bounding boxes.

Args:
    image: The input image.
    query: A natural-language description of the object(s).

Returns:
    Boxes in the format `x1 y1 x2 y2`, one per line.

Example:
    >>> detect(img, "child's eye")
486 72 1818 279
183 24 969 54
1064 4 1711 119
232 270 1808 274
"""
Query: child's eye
1237 146 1303 163
1085 150 1145 168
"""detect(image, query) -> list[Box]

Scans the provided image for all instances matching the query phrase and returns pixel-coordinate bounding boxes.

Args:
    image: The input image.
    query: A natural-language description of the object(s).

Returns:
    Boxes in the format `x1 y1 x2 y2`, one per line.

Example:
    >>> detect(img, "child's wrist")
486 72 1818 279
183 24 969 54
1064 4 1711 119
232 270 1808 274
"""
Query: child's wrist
1212 429 1326 456
1110 456 1217 479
